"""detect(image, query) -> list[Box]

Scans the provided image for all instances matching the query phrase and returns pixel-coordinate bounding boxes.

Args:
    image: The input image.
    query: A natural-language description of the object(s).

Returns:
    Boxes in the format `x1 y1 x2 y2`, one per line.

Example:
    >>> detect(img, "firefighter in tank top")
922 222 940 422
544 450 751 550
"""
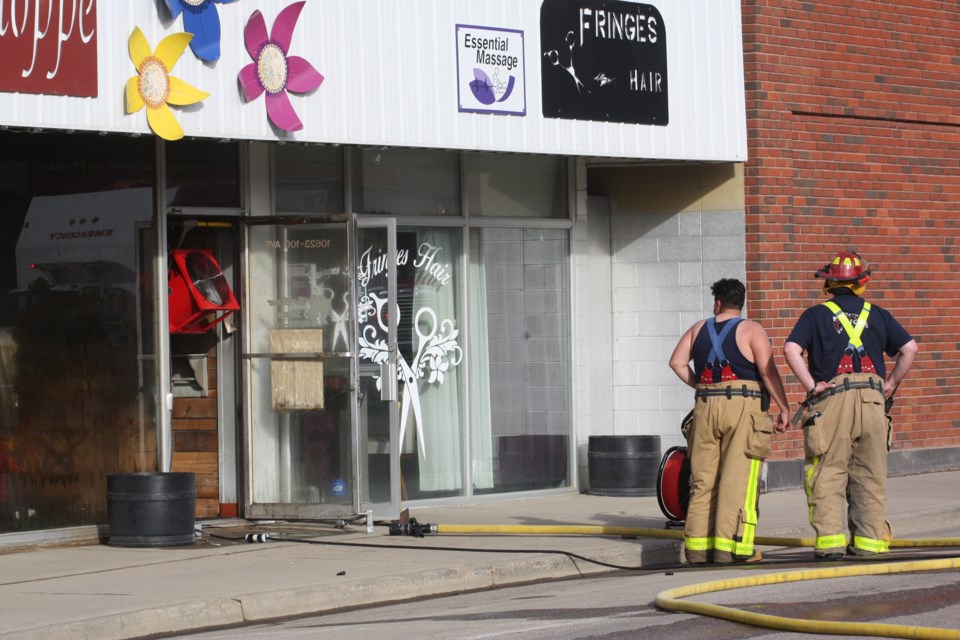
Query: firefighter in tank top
785 250 918 560
669 279 790 564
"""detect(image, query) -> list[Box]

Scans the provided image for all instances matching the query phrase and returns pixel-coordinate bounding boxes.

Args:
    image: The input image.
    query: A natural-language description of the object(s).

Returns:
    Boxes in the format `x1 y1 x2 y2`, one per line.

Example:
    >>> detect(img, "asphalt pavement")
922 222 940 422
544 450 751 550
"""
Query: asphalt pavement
2 469 959 640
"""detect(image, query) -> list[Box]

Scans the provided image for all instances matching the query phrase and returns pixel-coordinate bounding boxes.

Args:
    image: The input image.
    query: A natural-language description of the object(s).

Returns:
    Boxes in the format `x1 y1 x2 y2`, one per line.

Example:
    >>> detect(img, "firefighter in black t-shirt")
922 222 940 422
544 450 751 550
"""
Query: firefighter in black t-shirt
784 251 918 560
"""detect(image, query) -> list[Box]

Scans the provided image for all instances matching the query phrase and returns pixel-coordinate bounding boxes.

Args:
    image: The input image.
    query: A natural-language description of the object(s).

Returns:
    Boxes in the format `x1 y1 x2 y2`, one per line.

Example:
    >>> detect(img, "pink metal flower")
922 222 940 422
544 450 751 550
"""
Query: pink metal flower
238 2 324 132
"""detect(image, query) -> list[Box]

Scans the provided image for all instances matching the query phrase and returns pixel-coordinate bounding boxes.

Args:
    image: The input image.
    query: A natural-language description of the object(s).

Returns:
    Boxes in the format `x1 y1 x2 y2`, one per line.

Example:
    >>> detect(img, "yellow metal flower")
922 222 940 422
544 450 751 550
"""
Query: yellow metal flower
125 27 210 141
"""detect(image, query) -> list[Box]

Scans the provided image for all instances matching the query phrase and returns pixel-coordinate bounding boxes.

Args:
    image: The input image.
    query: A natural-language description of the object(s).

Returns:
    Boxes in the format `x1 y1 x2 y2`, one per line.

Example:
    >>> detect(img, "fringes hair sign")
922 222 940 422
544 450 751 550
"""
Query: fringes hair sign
540 0 668 125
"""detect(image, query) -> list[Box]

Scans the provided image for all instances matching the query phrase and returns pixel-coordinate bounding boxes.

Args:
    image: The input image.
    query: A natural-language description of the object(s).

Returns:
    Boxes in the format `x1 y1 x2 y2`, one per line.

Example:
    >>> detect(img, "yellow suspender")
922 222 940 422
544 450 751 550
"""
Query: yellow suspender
823 300 871 348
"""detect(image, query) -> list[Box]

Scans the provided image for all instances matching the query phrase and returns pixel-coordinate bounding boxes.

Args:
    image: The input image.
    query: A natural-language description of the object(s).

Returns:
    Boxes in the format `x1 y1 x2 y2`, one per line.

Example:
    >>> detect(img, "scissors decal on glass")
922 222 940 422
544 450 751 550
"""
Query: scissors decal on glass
357 292 462 457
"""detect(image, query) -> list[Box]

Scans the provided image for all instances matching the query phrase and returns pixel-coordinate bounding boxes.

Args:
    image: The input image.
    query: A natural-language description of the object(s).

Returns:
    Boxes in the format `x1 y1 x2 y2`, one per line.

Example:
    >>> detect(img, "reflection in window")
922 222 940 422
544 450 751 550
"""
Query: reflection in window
351 147 460 216
464 153 567 218
166 139 241 208
276 144 344 213
0 131 158 533
469 228 571 493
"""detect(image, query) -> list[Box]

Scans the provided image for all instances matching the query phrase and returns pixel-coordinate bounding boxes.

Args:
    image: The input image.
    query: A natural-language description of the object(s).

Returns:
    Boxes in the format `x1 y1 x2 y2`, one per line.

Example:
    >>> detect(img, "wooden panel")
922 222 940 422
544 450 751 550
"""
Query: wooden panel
172 451 218 475
171 451 220 518
195 498 220 518
195 474 219 499
174 430 219 452
172 418 218 431
270 329 324 410
207 356 218 392
173 397 218 419
170 329 221 519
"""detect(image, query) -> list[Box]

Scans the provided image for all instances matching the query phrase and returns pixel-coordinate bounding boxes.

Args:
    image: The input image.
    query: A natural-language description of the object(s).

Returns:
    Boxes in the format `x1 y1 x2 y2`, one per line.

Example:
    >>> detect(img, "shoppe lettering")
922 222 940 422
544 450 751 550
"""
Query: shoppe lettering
0 0 98 97
463 32 519 71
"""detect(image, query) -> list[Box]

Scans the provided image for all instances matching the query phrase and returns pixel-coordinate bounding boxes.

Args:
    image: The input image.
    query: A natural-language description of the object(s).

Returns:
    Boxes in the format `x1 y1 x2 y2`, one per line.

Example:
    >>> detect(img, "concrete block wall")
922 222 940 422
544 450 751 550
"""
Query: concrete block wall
577 164 746 483
609 209 746 454
573 194 614 489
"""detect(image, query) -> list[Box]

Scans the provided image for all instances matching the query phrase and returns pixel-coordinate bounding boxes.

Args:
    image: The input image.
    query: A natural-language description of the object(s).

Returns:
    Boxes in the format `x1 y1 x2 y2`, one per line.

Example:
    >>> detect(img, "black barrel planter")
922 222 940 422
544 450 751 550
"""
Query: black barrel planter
106 472 196 547
588 435 661 496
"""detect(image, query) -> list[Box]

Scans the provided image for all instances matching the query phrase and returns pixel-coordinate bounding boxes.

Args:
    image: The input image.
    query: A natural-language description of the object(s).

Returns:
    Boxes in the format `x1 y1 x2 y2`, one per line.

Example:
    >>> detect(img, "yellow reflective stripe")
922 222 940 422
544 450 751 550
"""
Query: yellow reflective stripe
804 456 818 527
714 537 735 552
744 458 760 523
816 534 848 550
736 458 762 556
684 536 714 551
823 301 871 348
735 540 753 556
852 535 889 553
852 303 871 347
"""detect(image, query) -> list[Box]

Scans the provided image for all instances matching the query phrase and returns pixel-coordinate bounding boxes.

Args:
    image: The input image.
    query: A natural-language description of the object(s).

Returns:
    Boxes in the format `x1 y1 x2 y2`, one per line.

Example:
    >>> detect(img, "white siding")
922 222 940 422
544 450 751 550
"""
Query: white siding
0 0 746 161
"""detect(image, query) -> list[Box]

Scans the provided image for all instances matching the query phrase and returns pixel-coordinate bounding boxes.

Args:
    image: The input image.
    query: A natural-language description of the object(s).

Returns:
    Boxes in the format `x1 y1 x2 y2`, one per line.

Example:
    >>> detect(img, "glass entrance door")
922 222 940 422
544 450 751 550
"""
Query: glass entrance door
242 215 401 521
243 215 360 520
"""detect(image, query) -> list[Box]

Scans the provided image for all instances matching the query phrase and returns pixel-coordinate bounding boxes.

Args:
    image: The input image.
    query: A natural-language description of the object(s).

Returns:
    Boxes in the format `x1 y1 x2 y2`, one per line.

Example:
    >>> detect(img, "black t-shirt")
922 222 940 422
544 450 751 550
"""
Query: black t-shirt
786 290 913 382
692 318 761 383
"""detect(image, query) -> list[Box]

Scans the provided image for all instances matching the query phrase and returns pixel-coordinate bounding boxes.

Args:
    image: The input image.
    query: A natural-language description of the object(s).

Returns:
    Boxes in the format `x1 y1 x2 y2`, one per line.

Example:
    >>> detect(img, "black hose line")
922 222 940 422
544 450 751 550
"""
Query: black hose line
200 530 960 574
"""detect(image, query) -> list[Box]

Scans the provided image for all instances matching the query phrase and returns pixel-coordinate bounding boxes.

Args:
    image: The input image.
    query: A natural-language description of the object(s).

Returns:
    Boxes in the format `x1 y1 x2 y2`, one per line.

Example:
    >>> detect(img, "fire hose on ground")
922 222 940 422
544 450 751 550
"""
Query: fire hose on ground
386 521 960 639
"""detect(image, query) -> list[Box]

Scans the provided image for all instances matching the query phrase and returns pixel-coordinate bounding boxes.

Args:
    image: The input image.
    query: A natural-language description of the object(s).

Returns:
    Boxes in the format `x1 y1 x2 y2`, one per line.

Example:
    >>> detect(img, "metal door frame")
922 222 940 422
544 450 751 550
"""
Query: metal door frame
355 216 400 519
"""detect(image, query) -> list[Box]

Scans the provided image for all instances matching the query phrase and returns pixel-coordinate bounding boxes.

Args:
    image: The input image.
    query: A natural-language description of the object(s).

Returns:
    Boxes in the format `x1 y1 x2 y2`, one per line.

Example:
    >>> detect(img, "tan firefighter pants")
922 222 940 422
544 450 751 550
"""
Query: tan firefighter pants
803 373 892 556
684 380 773 564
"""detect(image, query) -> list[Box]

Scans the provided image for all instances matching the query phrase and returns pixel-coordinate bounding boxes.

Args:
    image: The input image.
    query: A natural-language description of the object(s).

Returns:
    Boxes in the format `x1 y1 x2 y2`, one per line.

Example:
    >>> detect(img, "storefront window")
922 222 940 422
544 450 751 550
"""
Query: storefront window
276 145 344 213
166 139 241 208
390 228 464 498
464 153 567 218
0 131 158 532
351 147 461 216
257 146 572 510
469 228 571 493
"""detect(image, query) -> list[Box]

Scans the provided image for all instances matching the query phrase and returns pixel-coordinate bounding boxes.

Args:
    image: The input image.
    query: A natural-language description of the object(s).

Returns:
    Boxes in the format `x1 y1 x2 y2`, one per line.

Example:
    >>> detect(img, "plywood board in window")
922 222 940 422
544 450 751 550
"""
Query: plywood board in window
270 328 324 411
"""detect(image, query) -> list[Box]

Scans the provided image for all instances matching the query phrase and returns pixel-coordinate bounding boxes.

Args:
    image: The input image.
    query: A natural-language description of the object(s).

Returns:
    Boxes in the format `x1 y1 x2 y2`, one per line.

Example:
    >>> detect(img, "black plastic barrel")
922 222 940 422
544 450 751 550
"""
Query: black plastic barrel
588 435 661 496
107 472 196 547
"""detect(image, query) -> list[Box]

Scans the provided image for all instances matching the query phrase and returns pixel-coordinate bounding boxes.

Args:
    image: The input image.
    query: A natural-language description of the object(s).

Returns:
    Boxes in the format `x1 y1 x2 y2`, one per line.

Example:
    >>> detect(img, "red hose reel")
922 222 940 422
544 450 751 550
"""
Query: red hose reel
168 249 239 334
656 446 691 522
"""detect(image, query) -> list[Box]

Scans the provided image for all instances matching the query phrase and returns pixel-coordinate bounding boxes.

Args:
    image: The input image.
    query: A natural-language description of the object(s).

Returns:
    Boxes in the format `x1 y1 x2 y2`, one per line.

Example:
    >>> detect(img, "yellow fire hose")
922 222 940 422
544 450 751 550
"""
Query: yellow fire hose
431 524 960 550
404 523 960 638
656 557 960 640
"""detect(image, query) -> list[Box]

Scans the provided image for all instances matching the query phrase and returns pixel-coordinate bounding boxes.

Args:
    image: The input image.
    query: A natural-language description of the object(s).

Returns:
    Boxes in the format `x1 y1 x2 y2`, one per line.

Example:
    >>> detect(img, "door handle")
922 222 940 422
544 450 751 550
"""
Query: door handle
380 361 397 402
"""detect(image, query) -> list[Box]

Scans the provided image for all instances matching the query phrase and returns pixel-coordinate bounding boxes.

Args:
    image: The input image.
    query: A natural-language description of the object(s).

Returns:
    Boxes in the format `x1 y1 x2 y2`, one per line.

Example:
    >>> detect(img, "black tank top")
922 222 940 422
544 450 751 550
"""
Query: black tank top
692 318 761 383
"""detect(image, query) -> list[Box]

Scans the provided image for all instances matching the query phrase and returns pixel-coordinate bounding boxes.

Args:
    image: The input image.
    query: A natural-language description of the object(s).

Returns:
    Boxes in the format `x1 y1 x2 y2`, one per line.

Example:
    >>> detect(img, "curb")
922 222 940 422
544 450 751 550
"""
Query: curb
0 539 680 640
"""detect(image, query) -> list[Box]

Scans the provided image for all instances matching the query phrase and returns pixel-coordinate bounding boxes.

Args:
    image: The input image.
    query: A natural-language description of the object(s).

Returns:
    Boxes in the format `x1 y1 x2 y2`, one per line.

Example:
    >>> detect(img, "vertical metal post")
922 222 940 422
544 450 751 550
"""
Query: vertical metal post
155 138 173 472
278 227 292 502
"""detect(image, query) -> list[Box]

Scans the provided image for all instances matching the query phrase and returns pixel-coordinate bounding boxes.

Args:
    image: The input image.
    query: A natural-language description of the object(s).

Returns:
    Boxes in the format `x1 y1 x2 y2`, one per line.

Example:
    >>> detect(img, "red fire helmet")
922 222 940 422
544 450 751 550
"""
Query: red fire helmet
814 250 871 284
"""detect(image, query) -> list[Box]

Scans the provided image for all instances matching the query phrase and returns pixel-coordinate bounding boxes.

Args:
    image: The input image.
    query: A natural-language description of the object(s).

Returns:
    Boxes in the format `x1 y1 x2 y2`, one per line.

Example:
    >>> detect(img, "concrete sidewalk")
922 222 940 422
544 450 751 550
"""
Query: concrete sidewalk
2 470 959 640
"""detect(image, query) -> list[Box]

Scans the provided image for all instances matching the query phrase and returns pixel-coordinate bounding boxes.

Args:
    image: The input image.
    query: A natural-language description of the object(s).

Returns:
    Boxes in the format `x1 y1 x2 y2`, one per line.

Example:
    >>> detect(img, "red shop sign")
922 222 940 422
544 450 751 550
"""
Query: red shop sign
0 0 98 97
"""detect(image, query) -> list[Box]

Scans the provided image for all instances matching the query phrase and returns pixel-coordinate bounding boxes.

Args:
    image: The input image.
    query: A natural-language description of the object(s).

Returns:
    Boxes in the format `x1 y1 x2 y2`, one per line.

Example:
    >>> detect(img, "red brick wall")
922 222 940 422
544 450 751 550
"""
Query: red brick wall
742 0 960 460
